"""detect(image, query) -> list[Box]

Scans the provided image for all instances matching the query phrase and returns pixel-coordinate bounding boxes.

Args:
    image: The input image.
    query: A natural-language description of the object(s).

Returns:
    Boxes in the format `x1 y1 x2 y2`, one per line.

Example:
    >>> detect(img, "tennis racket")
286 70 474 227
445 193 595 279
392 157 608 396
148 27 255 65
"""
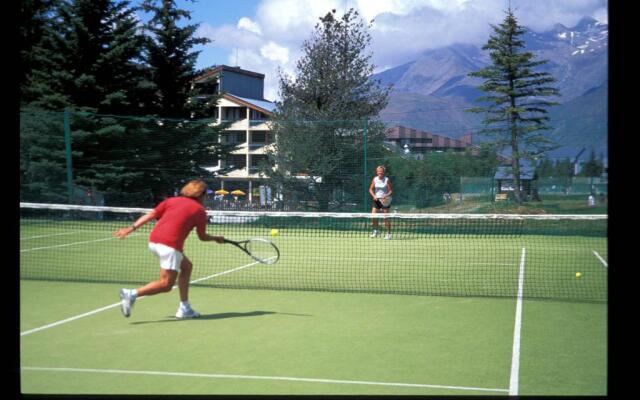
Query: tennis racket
224 238 280 264
380 196 393 207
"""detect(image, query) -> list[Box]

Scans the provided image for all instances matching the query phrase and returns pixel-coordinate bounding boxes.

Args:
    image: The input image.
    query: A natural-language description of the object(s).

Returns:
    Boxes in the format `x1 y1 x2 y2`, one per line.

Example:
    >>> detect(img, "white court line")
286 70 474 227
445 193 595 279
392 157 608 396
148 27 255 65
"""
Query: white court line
20 234 140 253
509 247 526 396
592 250 608 268
20 232 78 241
20 367 509 393
20 258 266 336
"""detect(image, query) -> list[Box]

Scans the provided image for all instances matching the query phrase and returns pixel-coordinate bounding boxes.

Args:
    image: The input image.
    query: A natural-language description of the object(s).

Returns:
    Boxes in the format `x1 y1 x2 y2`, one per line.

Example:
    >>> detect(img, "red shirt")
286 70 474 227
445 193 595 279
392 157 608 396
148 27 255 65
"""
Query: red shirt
148 197 207 252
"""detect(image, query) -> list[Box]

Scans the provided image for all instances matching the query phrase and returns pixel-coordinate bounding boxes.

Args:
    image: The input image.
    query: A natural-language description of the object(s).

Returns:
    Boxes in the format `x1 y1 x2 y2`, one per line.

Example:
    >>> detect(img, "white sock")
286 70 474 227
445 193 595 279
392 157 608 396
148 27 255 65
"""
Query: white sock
130 289 138 300
180 301 190 309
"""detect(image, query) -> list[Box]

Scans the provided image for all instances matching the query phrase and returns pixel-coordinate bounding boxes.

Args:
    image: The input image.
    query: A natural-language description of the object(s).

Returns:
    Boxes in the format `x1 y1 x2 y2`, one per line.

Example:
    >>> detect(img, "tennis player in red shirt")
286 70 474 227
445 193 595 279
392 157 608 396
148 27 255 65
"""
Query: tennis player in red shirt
114 179 224 319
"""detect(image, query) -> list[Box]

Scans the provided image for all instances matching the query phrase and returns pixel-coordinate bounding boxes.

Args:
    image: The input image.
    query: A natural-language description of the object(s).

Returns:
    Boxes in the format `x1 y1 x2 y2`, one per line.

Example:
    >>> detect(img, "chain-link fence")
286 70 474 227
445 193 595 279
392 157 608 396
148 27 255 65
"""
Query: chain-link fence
21 109 606 211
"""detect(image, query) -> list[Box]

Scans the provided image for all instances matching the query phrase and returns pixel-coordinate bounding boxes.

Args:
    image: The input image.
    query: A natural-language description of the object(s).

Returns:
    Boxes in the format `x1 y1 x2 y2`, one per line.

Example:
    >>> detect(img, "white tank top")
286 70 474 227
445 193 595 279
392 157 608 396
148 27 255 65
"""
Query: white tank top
374 176 389 198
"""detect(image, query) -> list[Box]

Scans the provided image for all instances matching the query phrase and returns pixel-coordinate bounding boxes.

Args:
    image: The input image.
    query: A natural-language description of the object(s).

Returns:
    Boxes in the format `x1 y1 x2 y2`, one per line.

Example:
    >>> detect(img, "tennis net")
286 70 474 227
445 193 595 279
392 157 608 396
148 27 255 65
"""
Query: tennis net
20 202 607 302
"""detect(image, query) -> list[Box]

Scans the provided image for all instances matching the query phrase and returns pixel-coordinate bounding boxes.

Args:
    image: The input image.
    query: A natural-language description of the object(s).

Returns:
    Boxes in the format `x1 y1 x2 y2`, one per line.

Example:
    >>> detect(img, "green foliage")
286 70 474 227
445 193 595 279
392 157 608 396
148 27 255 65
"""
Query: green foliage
23 0 150 113
20 0 229 207
69 112 227 205
578 149 604 177
468 7 560 203
385 146 500 208
267 9 391 211
140 0 211 118
20 109 69 203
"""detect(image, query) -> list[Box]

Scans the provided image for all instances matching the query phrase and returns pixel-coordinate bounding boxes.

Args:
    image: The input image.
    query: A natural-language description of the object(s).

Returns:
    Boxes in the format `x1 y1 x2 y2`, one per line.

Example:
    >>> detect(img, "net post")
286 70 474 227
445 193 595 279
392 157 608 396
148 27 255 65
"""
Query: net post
64 108 73 204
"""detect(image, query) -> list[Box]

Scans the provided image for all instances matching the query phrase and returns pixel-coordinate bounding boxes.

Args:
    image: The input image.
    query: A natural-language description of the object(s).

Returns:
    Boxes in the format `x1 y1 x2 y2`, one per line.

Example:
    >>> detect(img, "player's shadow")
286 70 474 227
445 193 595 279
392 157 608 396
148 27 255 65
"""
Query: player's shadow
131 310 311 324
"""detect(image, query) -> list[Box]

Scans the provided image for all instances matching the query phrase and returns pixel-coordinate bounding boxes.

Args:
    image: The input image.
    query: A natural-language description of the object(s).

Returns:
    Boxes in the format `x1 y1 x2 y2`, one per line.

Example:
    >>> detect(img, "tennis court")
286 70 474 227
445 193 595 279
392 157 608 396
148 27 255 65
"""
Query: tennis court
19 204 607 395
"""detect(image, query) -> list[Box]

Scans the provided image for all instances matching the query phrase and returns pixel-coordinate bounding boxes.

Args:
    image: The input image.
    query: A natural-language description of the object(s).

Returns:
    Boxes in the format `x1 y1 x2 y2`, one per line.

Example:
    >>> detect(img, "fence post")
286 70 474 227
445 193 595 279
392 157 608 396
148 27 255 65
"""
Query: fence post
363 119 368 212
64 108 73 204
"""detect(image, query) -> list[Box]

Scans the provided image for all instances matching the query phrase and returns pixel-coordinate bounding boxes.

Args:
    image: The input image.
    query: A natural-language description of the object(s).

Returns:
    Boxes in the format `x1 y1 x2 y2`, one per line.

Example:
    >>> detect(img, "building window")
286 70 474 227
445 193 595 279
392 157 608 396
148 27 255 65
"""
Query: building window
252 132 266 143
223 107 244 121
222 131 246 144
230 154 246 169
250 155 267 172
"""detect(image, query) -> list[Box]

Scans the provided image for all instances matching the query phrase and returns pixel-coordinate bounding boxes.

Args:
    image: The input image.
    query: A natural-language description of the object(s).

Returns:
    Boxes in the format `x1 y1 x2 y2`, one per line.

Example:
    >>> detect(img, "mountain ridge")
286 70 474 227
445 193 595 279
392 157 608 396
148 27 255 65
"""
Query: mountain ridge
373 16 608 158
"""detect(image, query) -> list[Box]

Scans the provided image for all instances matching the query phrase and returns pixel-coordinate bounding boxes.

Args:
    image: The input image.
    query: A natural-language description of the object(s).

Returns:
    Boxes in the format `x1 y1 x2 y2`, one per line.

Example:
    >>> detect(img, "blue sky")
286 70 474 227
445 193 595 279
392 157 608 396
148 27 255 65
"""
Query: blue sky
148 0 608 101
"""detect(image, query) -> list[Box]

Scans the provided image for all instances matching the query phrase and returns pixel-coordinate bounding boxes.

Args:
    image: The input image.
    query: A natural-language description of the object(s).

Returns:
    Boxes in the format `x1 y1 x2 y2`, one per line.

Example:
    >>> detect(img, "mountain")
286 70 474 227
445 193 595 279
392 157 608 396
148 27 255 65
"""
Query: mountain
374 17 608 158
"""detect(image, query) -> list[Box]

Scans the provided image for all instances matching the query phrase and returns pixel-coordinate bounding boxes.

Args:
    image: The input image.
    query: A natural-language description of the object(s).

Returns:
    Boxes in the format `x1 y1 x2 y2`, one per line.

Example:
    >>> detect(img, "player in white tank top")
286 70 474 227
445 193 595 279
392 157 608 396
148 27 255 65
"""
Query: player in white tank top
368 165 393 239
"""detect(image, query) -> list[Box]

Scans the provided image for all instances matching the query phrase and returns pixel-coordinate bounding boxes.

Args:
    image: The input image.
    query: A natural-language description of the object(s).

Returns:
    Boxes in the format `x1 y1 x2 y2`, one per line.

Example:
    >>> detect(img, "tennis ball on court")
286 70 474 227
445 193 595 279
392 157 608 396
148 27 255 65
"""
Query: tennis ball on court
575 272 582 278
270 229 279 236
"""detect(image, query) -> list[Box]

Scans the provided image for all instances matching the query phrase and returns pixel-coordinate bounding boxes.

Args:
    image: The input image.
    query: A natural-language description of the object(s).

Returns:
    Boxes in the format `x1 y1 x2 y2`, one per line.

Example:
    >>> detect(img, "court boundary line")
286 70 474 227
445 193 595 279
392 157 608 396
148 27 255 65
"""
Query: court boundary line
508 247 525 396
20 366 509 393
20 259 263 337
20 233 142 253
592 250 608 268
21 232 78 241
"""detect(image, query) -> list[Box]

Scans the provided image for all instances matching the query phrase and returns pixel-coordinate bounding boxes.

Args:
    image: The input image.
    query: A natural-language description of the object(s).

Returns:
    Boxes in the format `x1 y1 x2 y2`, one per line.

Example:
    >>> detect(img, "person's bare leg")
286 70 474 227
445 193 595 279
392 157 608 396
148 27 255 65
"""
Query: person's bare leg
383 208 391 234
136 269 177 297
371 207 379 231
177 257 193 302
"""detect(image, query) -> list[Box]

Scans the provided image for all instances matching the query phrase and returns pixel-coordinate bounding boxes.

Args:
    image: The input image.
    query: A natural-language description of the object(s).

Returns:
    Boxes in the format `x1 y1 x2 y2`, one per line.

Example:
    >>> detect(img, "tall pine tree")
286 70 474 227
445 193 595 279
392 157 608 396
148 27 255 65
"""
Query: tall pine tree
137 0 229 204
268 9 391 211
20 0 152 203
468 7 560 203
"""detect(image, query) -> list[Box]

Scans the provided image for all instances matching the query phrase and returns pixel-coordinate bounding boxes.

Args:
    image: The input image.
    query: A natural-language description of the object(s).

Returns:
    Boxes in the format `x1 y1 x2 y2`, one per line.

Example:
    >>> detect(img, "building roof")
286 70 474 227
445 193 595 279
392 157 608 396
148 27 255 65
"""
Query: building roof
385 125 475 150
194 65 265 83
223 93 276 114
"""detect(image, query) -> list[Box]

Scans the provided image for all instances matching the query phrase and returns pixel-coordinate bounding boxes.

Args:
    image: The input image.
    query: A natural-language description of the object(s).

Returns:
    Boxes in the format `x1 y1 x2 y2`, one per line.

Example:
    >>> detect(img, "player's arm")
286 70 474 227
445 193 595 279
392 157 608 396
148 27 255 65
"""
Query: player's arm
196 215 225 243
114 210 158 239
369 178 377 200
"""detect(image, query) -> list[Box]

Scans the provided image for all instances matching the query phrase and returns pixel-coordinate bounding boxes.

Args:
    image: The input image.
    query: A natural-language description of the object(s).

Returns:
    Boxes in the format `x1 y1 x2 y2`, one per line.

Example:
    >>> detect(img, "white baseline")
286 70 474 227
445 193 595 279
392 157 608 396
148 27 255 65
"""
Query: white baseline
21 367 509 393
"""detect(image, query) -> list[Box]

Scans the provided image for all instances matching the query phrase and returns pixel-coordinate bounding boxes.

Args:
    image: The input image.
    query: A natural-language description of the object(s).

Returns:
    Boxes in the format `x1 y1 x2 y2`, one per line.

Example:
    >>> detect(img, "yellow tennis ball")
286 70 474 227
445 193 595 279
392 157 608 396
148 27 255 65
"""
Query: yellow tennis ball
575 272 582 278
270 229 279 236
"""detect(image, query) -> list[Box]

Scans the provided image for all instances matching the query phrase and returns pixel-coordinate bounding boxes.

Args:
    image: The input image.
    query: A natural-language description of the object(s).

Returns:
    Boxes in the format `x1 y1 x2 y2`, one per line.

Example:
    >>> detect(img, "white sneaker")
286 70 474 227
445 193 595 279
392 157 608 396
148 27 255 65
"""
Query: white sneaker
370 229 380 238
119 289 136 318
384 233 392 240
176 305 201 319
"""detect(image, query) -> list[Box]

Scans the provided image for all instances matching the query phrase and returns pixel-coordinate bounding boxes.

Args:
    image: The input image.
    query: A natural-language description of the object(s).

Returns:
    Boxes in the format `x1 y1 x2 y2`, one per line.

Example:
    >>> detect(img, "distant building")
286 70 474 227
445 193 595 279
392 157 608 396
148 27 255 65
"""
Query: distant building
385 125 478 154
494 160 538 200
192 65 275 204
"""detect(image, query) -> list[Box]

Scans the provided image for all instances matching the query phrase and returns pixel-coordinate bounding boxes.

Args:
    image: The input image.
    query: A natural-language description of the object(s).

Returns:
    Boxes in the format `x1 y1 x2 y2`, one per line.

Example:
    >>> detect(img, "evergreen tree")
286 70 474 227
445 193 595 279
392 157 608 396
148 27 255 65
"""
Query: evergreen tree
580 149 604 177
21 0 152 204
536 157 554 177
468 7 560 203
20 0 228 206
267 9 391 211
140 0 211 118
135 0 229 204
23 0 150 112
19 0 58 104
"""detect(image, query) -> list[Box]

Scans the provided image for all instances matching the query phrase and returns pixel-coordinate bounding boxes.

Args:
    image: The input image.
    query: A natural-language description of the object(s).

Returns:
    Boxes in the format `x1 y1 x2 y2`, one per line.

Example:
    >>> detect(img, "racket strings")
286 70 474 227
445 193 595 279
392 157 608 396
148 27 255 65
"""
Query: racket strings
246 240 279 263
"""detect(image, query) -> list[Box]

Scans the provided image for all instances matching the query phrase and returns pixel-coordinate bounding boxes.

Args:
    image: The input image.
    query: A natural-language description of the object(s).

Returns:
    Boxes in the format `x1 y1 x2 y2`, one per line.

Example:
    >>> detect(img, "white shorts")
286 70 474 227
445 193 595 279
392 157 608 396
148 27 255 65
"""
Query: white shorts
148 242 184 271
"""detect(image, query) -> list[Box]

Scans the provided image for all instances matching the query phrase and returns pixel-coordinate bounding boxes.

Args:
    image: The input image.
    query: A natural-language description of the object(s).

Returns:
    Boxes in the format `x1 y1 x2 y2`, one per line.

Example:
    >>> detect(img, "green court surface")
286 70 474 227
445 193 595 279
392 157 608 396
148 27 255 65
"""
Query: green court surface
20 283 606 396
19 217 607 395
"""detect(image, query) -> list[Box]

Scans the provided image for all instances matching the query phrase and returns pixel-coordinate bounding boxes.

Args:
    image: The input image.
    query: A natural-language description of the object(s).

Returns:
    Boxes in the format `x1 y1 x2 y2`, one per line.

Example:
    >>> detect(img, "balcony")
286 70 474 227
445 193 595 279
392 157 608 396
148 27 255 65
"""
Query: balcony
249 119 270 129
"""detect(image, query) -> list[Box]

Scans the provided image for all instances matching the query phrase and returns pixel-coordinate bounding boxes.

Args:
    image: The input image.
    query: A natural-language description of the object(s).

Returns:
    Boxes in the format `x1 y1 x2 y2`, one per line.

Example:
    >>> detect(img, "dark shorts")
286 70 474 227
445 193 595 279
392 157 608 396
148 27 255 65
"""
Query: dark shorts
373 199 390 210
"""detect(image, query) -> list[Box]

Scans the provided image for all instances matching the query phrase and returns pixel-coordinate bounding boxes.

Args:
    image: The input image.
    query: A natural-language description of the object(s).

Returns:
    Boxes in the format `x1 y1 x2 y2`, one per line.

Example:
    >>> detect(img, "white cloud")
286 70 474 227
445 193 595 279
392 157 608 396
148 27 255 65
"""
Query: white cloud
198 0 607 101
238 17 262 35
260 41 289 64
